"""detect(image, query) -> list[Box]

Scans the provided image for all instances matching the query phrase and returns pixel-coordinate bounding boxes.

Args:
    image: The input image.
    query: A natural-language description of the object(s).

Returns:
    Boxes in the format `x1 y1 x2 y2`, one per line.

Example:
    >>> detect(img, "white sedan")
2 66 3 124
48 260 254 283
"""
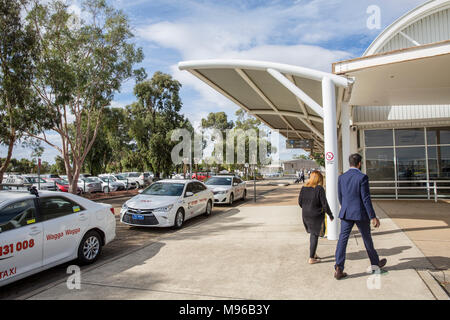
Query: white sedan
0 190 116 287
204 176 247 205
120 180 214 229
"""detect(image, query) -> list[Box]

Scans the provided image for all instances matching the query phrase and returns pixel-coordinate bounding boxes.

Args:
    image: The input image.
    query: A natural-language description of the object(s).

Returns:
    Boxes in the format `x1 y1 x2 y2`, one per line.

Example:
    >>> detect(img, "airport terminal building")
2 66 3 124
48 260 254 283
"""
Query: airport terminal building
333 0 450 199
179 0 450 231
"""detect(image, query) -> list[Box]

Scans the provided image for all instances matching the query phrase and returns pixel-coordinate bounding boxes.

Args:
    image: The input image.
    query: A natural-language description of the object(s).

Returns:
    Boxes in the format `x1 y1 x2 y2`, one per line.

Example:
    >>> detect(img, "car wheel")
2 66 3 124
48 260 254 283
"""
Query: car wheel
229 193 234 206
173 208 184 229
77 230 102 265
103 186 110 193
204 200 213 217
242 189 247 201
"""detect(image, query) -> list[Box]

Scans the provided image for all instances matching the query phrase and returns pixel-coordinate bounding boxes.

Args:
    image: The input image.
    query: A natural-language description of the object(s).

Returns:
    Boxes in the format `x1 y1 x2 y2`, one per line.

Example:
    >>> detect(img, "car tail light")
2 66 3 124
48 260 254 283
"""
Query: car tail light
110 208 115 215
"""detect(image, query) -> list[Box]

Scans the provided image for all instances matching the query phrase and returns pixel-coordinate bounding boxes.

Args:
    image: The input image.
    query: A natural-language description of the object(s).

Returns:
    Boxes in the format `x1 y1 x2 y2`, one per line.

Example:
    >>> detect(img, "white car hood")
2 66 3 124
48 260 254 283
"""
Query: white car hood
126 195 179 209
208 186 232 192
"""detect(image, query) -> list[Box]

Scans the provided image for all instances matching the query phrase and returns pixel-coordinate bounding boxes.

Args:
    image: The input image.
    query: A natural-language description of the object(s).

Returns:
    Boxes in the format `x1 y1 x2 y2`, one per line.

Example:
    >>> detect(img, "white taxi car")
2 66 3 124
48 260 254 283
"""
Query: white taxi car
0 190 116 287
120 180 214 229
204 176 247 205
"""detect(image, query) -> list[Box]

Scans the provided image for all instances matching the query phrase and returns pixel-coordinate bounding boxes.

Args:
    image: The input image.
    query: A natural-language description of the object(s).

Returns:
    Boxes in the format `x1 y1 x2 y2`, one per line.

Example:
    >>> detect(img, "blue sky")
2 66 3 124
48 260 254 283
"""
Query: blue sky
3 0 427 163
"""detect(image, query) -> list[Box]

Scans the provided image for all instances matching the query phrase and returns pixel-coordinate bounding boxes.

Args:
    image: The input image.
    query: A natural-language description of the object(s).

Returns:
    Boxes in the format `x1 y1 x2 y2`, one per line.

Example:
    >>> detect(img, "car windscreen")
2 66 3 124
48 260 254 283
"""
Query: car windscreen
84 178 98 183
27 177 46 183
56 179 69 185
128 173 140 177
115 175 125 180
142 183 184 196
205 177 232 186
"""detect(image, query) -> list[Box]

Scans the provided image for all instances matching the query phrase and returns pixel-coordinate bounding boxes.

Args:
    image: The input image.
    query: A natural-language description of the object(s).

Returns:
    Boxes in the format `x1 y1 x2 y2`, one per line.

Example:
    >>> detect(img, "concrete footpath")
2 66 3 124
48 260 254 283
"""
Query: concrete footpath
374 200 450 295
26 203 440 300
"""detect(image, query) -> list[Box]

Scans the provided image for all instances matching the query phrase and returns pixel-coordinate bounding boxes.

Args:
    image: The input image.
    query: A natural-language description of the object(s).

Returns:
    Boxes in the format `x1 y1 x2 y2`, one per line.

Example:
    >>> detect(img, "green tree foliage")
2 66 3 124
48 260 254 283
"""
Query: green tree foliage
312 152 325 167
233 109 274 168
0 0 51 185
294 154 310 160
201 112 234 170
128 72 191 178
50 156 66 175
81 107 130 175
201 112 234 132
26 0 144 193
2 157 51 174
200 110 274 172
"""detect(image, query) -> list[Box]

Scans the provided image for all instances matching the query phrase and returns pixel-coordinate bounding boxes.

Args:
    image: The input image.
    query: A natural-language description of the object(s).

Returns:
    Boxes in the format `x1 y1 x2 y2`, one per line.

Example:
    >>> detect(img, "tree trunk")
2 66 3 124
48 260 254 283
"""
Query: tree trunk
69 161 83 194
0 133 16 190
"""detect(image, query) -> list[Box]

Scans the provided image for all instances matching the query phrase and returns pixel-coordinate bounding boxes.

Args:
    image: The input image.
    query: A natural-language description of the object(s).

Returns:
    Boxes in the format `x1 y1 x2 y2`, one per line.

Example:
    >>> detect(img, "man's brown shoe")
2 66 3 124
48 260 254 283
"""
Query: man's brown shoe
334 267 348 280
378 258 387 268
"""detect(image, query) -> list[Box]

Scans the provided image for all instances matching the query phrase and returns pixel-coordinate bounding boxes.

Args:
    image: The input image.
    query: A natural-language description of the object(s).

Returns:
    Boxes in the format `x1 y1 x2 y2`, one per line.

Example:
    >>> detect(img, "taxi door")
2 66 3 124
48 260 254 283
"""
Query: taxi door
0 199 43 284
232 178 243 199
193 182 209 216
39 196 90 266
184 183 200 217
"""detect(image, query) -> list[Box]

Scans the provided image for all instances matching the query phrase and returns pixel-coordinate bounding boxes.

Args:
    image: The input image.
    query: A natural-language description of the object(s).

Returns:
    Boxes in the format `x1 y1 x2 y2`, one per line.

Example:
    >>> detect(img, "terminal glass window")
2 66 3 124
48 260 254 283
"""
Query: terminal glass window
427 127 450 145
365 148 395 181
395 128 425 146
363 126 450 199
364 129 393 147
428 146 450 180
396 148 427 181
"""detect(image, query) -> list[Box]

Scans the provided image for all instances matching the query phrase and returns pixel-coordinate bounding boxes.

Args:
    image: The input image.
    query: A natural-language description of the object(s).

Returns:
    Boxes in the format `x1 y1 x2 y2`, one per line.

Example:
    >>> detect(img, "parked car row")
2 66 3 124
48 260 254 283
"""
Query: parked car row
2 172 154 194
0 173 247 287
120 175 247 229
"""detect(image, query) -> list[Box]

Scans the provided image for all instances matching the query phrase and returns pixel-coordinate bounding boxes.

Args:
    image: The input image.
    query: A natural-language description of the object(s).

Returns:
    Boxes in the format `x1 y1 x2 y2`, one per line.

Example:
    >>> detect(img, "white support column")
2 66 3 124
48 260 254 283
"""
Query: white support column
341 101 351 173
322 77 340 241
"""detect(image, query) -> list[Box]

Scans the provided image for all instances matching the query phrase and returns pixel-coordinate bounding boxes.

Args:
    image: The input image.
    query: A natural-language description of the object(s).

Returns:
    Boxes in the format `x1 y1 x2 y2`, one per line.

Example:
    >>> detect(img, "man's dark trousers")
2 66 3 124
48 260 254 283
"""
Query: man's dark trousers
335 168 381 271
335 219 380 270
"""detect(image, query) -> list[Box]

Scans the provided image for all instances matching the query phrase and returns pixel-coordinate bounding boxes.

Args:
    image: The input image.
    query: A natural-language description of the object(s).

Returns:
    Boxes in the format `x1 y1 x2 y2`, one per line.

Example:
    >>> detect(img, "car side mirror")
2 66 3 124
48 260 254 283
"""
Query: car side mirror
185 192 194 197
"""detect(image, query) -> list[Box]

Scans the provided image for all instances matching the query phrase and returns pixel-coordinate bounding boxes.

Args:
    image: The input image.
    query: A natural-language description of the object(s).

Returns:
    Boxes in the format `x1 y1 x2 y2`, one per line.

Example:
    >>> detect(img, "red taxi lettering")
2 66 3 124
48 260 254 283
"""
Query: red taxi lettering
46 232 64 241
1 239 35 256
0 267 17 280
65 228 81 236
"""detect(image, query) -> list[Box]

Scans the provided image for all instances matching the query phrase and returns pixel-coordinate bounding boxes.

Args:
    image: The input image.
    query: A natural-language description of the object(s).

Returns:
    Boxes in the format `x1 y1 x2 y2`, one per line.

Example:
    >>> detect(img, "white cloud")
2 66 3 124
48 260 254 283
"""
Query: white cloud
135 0 425 135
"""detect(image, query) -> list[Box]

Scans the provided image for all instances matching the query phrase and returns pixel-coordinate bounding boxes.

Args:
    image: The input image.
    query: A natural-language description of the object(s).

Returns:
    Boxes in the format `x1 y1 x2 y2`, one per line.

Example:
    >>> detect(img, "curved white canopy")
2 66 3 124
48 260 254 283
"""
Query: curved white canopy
178 59 351 150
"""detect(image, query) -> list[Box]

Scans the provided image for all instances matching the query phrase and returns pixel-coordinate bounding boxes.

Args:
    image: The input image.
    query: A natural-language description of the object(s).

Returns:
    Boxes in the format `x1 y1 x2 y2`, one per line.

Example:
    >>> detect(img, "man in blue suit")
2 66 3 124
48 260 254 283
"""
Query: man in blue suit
334 154 387 280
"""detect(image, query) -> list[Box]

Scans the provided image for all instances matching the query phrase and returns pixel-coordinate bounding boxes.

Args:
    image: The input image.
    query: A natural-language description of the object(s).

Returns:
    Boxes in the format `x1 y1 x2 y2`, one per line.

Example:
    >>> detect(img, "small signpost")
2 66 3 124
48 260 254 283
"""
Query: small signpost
253 165 256 203
37 158 41 190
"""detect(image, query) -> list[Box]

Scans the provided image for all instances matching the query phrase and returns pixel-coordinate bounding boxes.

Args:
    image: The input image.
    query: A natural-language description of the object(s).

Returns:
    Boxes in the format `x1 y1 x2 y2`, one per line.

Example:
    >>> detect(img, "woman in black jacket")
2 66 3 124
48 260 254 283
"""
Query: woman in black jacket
298 171 334 264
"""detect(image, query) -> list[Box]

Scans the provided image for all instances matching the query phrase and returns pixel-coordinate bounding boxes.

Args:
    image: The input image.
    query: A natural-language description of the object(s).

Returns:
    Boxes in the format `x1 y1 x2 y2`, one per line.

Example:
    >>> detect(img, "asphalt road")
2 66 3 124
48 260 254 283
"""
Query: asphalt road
0 184 284 300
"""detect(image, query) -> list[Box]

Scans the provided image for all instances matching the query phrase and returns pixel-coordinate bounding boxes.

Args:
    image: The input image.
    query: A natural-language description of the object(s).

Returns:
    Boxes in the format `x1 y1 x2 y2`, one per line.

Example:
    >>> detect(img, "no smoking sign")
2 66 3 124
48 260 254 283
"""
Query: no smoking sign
326 152 335 162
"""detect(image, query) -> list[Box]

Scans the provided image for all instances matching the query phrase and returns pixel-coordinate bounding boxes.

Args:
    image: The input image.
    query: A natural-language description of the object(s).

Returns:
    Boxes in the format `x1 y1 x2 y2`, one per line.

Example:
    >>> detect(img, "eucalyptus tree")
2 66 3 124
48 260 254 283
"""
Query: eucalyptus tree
82 107 131 175
128 72 191 178
26 0 144 193
0 0 50 185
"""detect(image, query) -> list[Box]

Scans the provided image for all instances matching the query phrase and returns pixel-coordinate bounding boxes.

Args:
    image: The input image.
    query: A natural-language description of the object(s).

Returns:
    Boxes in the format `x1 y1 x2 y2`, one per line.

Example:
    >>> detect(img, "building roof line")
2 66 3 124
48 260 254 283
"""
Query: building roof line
364 0 450 56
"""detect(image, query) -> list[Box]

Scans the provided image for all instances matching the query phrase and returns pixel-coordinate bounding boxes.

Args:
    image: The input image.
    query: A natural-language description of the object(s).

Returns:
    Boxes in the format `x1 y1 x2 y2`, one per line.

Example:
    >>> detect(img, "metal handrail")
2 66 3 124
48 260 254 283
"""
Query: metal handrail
369 180 450 202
